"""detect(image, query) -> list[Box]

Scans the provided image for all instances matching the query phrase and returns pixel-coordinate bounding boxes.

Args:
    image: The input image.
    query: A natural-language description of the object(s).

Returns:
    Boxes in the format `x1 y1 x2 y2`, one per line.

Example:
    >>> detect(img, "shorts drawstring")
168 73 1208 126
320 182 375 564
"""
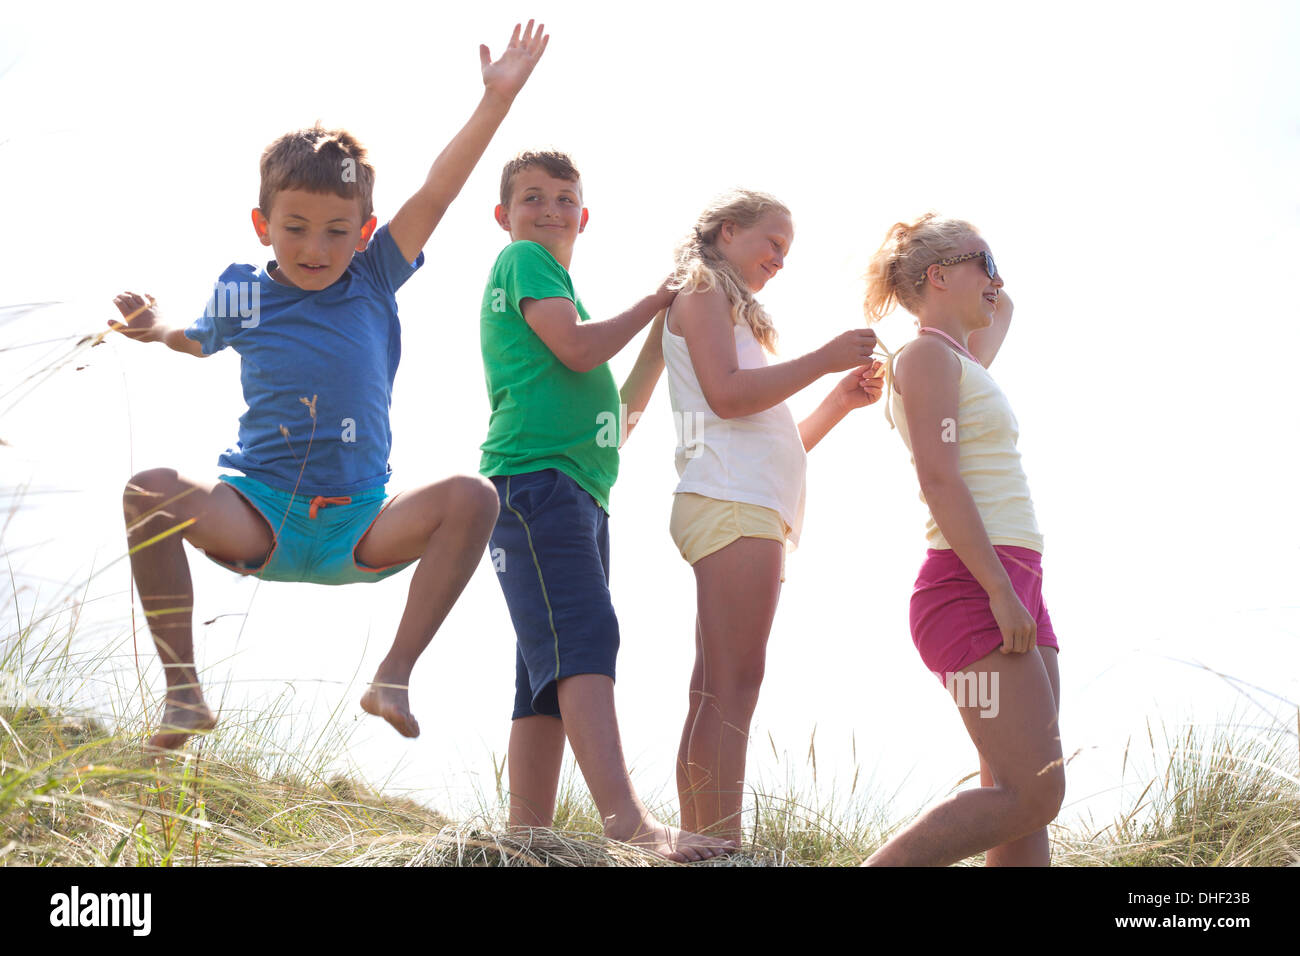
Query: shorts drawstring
308 495 352 519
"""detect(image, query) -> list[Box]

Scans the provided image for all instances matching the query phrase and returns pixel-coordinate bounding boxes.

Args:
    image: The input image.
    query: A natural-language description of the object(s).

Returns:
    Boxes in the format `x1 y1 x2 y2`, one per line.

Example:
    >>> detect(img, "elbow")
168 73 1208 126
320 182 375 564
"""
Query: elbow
703 393 738 419
916 469 963 498
554 338 597 374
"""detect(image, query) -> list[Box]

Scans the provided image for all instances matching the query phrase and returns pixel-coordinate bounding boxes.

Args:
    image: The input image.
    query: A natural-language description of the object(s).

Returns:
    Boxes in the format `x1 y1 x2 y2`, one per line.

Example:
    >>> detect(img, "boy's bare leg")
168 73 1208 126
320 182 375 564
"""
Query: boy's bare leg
507 715 566 828
356 474 499 737
556 673 734 863
862 647 1064 866
122 468 273 749
674 617 705 833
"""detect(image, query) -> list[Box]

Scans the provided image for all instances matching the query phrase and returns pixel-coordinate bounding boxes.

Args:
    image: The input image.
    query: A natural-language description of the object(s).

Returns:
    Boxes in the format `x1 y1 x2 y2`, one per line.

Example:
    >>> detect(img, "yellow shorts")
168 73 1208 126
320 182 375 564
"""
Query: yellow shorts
669 493 789 582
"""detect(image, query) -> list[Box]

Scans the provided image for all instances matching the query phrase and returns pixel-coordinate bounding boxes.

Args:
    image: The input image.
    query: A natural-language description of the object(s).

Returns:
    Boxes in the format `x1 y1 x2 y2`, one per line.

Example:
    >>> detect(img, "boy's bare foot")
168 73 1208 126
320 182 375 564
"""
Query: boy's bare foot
606 814 736 864
360 680 420 738
147 695 216 751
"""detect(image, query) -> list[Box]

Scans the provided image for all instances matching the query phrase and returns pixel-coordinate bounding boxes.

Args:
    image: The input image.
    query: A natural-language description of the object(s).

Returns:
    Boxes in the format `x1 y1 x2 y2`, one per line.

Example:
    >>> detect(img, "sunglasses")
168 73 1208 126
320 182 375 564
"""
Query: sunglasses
914 250 998 287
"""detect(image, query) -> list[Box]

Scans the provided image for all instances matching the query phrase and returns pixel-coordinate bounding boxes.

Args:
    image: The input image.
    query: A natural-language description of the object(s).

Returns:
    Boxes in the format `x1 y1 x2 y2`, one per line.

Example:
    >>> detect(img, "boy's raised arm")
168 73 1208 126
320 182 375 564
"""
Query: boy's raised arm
388 21 549 264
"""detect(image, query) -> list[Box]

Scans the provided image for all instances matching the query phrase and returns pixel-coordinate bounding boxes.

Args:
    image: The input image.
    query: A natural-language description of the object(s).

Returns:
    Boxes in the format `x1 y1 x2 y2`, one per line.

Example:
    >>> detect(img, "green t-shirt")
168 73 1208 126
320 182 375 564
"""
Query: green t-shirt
479 241 620 512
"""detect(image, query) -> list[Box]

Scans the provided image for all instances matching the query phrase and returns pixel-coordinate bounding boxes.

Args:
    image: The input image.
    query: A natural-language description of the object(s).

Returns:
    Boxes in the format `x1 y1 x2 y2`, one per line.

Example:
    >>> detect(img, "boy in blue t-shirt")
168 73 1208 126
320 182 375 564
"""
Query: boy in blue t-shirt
109 22 549 751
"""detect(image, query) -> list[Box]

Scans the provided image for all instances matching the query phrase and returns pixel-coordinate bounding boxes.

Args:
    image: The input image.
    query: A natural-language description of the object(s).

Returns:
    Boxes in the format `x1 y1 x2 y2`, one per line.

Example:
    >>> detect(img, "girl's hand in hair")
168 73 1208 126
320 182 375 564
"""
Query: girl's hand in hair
818 328 878 374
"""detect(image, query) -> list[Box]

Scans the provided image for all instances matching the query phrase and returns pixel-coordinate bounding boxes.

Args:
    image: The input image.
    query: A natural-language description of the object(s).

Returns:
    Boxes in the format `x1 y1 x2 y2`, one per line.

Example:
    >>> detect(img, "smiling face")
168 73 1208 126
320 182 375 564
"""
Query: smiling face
946 238 1004 329
252 189 376 291
494 166 588 268
919 236 1005 331
716 210 794 293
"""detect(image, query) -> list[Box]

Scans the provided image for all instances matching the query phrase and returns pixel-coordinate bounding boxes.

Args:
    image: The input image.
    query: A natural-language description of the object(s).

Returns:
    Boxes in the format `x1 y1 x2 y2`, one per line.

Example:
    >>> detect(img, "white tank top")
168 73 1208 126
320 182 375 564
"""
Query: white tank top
662 308 807 548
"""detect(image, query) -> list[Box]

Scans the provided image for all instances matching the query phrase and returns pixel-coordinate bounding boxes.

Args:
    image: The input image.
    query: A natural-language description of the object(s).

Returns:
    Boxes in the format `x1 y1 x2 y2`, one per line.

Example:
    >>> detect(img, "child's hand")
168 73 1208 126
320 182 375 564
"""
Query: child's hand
835 361 885 411
480 20 549 103
109 292 162 343
819 328 878 373
655 275 678 310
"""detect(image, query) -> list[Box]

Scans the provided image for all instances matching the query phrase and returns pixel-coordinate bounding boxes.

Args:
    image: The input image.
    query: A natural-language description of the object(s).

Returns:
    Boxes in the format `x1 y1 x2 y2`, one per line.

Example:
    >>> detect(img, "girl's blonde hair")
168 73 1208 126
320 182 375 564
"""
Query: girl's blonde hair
862 213 980 324
671 189 790 353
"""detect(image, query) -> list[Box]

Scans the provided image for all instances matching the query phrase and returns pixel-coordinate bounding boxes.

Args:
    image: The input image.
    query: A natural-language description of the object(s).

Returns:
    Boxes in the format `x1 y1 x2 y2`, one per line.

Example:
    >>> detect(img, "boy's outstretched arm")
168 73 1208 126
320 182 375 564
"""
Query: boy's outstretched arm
388 20 549 263
109 292 206 357
524 284 673 375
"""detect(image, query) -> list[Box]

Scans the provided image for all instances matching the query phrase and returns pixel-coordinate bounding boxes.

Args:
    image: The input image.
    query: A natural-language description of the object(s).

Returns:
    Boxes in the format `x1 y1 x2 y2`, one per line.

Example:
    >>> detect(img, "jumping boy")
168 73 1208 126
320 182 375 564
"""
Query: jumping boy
480 150 733 861
110 22 549 751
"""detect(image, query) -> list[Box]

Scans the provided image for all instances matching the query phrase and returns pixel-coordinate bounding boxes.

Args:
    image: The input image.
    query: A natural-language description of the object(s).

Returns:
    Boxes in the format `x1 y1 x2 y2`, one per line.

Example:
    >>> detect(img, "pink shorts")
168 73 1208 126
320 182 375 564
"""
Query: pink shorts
909 546 1059 683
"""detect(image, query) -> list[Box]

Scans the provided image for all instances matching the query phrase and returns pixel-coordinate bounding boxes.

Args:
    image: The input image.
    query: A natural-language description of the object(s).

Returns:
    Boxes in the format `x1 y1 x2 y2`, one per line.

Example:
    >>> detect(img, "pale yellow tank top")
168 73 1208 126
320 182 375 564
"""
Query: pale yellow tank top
889 341 1043 553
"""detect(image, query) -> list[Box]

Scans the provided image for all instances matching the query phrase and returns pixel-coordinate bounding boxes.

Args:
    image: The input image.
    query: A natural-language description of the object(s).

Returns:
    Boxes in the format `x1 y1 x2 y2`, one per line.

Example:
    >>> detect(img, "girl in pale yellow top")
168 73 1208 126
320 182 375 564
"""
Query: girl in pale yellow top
861 214 1064 867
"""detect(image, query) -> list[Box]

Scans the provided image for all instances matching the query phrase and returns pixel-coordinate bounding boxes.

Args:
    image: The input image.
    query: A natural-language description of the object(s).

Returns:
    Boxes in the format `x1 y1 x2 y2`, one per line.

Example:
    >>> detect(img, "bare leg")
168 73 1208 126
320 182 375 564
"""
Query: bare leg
357 474 499 738
984 647 1061 866
863 645 1064 866
675 616 705 832
556 674 734 862
507 714 567 829
683 538 782 844
122 469 273 750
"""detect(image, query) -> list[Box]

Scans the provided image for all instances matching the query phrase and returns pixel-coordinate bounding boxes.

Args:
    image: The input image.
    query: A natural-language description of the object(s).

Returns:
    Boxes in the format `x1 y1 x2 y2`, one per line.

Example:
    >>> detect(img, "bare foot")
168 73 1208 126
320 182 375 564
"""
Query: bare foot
147 696 216 751
607 815 736 864
360 680 420 738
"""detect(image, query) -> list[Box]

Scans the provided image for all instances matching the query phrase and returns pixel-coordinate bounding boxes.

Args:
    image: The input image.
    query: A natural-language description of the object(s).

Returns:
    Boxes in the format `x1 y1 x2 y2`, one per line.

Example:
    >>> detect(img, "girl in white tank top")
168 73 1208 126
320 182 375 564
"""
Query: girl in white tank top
665 190 885 844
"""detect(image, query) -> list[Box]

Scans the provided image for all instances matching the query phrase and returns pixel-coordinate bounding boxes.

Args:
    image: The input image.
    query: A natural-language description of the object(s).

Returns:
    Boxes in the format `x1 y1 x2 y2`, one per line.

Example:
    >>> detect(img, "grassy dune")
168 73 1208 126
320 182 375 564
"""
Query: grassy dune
3 642 1297 866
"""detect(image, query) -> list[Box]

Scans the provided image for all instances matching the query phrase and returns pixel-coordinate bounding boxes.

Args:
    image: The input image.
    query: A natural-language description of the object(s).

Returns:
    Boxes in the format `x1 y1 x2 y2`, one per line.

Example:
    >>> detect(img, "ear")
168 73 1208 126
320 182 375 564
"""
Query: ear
251 208 272 246
923 263 947 291
578 207 590 234
720 220 736 245
355 216 378 252
494 203 512 232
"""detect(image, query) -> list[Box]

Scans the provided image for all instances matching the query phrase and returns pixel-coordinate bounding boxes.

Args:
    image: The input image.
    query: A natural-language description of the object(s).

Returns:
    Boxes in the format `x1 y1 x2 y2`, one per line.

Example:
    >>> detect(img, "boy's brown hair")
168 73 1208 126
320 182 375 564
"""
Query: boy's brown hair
499 150 581 206
259 124 376 221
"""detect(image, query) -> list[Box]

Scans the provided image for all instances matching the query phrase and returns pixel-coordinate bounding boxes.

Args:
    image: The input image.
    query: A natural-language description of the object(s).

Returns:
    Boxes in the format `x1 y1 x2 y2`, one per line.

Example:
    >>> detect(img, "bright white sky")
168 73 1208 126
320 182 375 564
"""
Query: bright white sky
2 0 1297 830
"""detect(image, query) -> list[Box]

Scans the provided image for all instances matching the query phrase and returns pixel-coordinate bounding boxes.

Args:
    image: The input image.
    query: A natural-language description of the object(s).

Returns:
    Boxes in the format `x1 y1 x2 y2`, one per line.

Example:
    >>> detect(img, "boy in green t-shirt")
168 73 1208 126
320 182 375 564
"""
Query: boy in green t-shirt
479 151 732 862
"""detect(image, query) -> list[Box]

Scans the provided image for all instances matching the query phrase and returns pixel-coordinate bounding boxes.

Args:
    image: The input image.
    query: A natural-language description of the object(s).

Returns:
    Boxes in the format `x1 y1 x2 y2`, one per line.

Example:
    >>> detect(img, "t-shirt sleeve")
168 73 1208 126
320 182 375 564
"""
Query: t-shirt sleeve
496 241 574 314
353 222 425 294
183 267 250 355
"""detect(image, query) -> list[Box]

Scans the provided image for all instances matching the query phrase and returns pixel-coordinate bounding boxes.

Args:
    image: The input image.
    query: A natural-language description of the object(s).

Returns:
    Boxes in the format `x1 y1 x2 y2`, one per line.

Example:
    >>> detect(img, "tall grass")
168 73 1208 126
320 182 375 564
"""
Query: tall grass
5 581 1296 867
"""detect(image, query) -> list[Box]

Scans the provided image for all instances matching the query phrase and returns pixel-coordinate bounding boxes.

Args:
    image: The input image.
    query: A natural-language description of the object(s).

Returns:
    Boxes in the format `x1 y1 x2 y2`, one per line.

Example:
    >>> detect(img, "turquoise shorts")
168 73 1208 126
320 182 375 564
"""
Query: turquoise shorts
207 475 414 585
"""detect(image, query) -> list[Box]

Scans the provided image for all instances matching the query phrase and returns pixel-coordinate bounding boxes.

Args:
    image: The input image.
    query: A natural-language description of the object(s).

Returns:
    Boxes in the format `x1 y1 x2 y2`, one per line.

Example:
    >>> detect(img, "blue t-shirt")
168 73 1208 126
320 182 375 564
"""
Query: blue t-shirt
185 223 424 496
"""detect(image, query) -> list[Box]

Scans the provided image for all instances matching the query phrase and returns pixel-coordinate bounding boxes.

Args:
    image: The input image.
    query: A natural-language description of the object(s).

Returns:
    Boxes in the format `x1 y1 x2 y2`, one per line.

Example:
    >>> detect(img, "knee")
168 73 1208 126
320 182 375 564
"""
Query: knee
448 475 500 526
1015 764 1066 831
123 468 177 518
711 659 766 706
